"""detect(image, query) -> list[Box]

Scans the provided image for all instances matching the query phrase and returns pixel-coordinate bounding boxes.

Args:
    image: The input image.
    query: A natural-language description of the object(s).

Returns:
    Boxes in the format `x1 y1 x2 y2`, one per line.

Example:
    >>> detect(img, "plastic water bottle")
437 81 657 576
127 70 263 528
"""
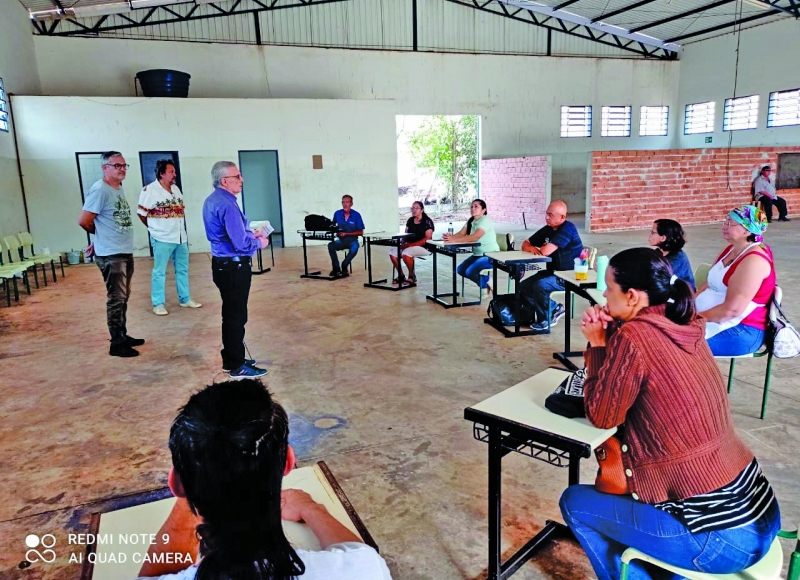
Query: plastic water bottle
448 222 454 235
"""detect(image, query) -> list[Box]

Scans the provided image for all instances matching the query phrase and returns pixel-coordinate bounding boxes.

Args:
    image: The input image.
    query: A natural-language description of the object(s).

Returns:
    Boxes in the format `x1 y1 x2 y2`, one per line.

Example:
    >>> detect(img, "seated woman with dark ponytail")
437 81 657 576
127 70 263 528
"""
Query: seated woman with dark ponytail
559 248 780 580
137 379 392 580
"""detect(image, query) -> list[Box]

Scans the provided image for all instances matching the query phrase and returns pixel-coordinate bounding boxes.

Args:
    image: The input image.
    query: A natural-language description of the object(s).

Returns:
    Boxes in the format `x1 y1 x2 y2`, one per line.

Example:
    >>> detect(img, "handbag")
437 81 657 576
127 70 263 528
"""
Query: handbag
594 434 630 495
544 369 586 419
772 298 800 359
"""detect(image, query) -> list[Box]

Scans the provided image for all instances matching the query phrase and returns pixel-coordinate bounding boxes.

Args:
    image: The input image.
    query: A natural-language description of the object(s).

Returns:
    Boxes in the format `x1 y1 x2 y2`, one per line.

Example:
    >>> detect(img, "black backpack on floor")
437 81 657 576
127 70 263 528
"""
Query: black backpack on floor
305 214 337 232
487 295 537 326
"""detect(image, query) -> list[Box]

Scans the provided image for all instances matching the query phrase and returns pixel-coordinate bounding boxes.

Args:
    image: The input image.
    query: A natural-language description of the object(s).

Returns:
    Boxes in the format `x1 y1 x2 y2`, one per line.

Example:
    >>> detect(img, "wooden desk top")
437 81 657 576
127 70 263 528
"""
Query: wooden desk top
467 368 615 450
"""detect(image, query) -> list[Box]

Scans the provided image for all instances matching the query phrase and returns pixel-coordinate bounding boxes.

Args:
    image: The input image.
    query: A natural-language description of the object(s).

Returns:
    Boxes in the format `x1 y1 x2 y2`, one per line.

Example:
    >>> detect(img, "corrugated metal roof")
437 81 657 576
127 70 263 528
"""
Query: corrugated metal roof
16 0 798 53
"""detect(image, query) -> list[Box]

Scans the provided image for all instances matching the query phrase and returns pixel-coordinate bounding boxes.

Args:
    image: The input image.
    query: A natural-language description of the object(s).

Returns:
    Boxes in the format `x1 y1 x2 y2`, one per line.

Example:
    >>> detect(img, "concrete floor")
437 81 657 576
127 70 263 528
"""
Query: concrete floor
1 219 798 580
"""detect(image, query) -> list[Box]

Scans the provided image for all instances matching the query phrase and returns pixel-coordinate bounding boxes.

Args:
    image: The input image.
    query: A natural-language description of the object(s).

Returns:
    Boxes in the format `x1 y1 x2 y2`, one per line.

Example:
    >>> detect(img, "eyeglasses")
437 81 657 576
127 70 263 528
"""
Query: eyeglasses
722 218 741 227
223 174 243 181
649 230 659 235
104 163 129 170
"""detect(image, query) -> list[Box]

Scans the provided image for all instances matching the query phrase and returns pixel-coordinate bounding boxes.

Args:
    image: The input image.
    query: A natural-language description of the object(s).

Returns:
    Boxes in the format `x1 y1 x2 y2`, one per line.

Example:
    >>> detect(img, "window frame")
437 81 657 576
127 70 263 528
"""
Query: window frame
639 105 669 137
601 105 632 138
722 94 759 132
0 77 8 133
560 105 593 138
683 101 716 135
767 88 800 129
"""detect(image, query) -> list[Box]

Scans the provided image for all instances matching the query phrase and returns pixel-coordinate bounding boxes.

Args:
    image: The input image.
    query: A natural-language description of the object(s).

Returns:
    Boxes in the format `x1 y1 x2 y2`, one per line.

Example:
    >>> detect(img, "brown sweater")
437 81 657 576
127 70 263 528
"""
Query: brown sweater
584 304 753 504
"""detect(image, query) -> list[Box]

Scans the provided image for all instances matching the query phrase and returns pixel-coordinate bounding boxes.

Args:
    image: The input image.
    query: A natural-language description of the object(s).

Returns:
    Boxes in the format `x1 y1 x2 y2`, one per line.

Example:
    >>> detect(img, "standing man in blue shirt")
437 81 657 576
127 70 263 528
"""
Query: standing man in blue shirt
78 151 145 358
519 201 583 331
328 195 365 278
202 161 269 379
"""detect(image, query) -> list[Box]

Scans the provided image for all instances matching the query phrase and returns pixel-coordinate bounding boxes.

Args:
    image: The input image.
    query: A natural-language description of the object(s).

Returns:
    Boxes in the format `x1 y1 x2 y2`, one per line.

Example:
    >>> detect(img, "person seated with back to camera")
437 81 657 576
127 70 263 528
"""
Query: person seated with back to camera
444 199 500 298
648 218 695 291
560 247 780 580
695 205 776 357
390 200 434 286
136 379 392 580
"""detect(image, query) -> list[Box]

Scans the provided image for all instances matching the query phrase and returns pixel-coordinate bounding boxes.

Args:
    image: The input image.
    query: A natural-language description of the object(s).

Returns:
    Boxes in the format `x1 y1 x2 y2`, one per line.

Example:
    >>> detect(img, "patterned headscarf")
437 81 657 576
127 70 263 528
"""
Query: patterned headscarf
728 205 768 243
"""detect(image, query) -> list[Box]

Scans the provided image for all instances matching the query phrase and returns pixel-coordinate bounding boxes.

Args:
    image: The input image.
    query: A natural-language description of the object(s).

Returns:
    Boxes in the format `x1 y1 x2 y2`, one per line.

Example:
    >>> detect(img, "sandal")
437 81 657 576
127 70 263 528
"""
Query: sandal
393 276 406 285
405 275 417 285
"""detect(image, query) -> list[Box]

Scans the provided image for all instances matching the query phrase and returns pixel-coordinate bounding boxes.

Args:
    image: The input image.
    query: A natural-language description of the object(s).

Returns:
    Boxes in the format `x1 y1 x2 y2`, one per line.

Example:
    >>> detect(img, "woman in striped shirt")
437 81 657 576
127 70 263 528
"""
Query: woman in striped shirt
559 247 780 580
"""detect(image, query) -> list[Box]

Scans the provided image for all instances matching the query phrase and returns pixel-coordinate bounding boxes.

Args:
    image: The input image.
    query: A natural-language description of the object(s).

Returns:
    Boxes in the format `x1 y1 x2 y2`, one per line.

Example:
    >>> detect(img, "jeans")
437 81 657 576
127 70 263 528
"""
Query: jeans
211 259 252 371
328 237 359 272
760 196 788 221
707 324 765 356
560 484 780 580
457 255 492 289
520 270 565 322
150 239 190 307
95 254 134 346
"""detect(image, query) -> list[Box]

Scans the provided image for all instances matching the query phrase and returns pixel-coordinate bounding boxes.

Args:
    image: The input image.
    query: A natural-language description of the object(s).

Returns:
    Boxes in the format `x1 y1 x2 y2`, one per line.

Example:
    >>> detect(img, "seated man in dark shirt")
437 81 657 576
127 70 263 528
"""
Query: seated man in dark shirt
328 194 365 278
519 201 583 331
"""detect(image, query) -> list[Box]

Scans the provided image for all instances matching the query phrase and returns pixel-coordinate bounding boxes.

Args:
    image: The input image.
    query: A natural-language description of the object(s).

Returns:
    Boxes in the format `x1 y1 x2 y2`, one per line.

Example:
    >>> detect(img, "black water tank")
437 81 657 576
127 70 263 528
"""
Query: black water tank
136 69 191 98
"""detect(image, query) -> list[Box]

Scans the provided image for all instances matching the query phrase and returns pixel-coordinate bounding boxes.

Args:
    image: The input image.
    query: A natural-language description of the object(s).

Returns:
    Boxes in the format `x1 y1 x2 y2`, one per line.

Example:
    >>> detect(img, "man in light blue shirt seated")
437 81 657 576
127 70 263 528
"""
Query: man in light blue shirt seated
328 195 365 278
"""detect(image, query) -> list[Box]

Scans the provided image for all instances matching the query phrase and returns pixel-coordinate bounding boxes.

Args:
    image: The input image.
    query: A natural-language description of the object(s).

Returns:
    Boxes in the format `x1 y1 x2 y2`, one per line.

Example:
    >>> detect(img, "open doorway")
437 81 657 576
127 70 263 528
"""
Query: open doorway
238 150 284 248
396 115 479 230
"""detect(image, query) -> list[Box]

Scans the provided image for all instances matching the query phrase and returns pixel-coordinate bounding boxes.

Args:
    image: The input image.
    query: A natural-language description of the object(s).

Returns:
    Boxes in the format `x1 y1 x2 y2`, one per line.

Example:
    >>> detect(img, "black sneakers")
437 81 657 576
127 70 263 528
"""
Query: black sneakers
110 344 139 357
125 336 145 347
329 269 342 278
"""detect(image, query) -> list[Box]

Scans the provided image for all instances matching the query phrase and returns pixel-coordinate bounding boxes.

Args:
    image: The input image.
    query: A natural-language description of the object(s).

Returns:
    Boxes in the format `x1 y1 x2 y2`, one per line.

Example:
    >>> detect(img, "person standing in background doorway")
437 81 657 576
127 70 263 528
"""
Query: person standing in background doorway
138 159 202 316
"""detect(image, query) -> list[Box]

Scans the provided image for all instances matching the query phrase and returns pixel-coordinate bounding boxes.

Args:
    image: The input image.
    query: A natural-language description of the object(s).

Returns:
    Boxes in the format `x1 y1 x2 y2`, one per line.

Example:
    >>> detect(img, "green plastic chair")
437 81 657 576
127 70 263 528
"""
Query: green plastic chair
472 233 515 303
17 231 65 280
620 527 799 580
2 235 40 289
716 286 781 420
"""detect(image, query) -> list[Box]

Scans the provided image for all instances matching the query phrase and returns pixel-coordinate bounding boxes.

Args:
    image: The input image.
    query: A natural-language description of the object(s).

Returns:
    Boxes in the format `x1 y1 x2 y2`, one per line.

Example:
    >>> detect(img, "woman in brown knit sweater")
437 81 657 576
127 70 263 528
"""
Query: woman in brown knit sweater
559 248 780 580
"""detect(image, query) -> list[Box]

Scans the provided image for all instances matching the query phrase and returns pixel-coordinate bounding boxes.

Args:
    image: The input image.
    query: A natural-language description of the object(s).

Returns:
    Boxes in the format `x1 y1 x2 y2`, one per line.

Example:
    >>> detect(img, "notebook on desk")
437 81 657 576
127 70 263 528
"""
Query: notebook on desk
82 461 376 580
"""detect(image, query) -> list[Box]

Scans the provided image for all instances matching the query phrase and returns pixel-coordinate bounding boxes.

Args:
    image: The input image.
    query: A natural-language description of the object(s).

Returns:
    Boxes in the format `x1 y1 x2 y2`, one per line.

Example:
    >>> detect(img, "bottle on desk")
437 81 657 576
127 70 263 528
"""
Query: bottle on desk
448 222 454 235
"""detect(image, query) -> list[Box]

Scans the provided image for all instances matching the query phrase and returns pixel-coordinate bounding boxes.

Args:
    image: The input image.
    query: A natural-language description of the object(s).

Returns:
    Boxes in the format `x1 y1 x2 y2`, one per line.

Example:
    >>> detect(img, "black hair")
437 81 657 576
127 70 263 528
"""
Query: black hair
652 219 687 253
155 159 176 180
170 380 305 580
411 200 432 226
342 195 353 202
608 247 695 326
466 199 487 235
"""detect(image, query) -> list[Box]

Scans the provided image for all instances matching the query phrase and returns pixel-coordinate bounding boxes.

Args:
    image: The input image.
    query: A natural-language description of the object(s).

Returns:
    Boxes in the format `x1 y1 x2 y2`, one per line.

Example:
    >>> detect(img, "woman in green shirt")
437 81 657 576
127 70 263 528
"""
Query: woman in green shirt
444 199 501 296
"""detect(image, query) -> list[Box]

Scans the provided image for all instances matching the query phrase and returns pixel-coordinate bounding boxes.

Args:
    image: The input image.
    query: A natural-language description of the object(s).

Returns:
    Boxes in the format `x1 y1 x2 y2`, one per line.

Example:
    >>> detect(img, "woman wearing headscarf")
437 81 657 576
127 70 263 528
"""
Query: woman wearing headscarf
695 205 776 356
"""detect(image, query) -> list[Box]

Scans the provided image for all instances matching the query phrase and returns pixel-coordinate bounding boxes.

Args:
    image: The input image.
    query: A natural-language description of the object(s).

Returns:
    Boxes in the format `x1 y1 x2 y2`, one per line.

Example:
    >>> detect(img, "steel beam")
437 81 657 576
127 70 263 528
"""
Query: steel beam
33 0 354 36
630 0 734 33
448 0 677 58
666 9 779 41
590 0 660 23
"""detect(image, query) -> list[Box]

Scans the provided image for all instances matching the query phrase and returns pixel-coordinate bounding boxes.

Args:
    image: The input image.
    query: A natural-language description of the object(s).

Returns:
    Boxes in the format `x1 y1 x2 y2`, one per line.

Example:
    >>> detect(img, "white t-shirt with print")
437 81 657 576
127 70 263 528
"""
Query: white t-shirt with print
137 181 187 244
137 542 392 580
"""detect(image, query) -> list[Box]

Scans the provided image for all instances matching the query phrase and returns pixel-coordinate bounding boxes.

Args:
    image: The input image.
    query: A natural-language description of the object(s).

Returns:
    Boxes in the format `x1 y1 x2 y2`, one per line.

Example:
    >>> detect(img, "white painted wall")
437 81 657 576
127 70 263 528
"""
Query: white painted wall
33 37 680 159
12 97 397 255
0 0 41 239
678 18 800 149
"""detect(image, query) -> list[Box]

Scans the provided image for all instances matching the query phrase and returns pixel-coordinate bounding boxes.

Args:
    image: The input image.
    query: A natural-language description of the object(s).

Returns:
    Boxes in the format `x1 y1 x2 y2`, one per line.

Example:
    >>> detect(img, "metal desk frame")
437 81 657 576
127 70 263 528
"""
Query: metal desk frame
252 233 275 275
483 253 551 337
552 272 601 371
425 241 481 308
464 368 614 580
363 233 416 291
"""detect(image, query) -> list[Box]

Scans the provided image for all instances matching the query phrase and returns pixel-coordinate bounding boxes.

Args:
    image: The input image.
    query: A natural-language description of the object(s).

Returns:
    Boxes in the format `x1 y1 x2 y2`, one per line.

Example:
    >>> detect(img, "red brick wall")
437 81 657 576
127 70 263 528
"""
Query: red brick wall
480 156 549 226
590 147 800 232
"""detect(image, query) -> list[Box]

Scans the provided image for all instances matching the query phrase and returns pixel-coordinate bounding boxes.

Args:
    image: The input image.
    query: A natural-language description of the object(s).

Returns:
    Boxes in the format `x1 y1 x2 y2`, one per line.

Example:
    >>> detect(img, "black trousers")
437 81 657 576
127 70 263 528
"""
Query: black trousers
96 254 134 346
760 196 788 221
212 258 252 370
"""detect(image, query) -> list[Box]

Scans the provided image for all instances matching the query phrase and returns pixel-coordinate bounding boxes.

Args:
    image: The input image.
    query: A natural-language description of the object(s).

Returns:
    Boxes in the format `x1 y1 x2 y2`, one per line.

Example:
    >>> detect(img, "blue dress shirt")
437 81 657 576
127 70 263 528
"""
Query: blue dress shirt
202 188 261 257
